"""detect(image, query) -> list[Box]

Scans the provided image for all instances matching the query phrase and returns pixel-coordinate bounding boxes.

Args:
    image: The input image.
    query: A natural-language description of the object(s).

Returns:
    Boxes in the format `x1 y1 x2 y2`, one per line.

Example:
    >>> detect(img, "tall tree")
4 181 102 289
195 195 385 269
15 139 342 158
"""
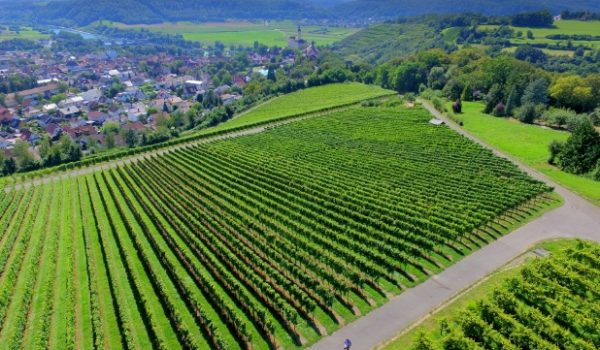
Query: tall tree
557 120 600 174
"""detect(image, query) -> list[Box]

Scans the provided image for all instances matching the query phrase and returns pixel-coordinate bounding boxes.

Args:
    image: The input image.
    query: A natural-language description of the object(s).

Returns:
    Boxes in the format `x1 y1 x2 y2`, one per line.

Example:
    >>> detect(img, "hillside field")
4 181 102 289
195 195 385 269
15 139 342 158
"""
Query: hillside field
100 20 358 46
389 239 600 349
201 82 395 134
446 101 600 205
480 20 600 50
0 104 555 349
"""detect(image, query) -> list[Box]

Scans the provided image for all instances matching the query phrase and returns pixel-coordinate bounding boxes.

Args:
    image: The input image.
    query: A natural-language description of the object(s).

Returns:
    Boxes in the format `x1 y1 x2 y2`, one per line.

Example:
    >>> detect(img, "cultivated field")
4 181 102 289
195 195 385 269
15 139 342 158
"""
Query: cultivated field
446 101 600 205
394 239 600 349
481 20 600 50
0 105 555 349
100 20 358 47
0 26 49 41
203 82 395 133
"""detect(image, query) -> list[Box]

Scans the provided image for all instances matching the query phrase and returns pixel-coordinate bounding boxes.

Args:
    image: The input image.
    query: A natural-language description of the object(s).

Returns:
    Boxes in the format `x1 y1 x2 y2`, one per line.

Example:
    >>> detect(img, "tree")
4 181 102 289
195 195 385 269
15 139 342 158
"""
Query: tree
557 120 600 174
13 139 35 170
516 103 538 123
484 84 503 114
548 140 564 164
514 45 546 64
461 83 473 102
0 93 5 107
428 67 446 90
526 30 534 39
105 132 115 149
123 128 137 148
505 86 520 116
2 157 16 175
550 76 595 112
521 78 549 105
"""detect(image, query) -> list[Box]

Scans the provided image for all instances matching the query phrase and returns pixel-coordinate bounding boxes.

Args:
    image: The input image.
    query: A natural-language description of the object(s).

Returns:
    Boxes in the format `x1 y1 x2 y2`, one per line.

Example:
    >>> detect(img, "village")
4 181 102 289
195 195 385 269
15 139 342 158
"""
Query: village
0 26 320 173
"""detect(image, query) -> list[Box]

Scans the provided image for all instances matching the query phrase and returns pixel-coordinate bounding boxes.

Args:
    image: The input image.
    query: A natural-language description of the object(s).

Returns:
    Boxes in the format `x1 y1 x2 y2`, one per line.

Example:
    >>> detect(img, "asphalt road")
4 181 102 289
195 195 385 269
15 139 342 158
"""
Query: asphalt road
307 102 600 350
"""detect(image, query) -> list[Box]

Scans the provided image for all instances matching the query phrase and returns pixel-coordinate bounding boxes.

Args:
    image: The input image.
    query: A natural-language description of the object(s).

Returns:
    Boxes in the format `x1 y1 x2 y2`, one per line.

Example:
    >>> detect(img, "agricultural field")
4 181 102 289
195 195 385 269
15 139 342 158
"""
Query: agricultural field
394 239 600 350
99 20 358 47
0 104 556 349
446 101 600 205
480 20 600 50
0 26 49 41
199 82 395 134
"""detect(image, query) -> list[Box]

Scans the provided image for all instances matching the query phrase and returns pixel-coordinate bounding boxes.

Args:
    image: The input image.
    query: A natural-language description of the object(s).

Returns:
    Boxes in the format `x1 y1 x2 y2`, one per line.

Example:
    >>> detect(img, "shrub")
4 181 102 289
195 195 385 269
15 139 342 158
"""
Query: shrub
541 108 577 128
593 160 600 181
493 102 506 117
548 140 563 165
432 97 447 113
452 100 462 113
515 103 537 123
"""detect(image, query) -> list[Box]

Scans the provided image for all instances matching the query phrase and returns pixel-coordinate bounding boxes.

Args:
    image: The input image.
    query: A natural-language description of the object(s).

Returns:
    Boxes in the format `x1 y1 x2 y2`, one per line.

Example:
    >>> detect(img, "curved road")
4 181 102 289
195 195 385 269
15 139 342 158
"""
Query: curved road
307 102 600 350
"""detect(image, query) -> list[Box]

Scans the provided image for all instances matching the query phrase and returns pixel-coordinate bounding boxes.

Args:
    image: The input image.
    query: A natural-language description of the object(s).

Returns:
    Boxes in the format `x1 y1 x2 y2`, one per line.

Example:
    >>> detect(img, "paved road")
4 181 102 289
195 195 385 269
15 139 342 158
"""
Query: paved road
307 102 600 350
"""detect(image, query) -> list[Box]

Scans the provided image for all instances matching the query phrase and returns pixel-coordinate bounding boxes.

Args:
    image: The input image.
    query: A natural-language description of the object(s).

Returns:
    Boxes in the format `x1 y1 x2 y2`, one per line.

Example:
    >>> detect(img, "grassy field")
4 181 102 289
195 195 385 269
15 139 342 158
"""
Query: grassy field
99 20 358 47
446 101 600 206
199 83 396 134
0 26 49 41
0 104 555 349
382 239 593 350
480 20 600 50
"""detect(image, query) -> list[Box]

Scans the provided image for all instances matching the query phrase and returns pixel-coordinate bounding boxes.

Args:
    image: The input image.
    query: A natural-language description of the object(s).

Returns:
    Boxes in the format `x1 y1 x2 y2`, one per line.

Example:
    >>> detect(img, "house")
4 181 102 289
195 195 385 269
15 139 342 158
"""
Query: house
0 107 14 124
87 111 107 125
4 83 60 107
81 88 103 103
303 42 319 59
185 80 207 93
233 75 247 88
59 106 81 118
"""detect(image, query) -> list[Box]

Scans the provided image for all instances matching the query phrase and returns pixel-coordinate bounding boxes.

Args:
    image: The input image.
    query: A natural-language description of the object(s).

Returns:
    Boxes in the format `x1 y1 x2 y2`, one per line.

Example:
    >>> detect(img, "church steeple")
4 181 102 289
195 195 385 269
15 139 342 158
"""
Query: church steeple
297 25 301 41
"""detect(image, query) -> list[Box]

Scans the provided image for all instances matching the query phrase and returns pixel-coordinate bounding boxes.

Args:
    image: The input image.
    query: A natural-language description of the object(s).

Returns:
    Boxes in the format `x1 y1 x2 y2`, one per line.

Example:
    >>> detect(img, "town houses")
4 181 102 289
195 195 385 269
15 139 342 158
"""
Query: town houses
0 36 320 172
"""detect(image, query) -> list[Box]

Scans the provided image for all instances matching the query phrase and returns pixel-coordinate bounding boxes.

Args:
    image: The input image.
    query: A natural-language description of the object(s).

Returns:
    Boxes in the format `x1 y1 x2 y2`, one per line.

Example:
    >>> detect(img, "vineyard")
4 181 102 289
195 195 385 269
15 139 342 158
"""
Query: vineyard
405 240 600 350
0 105 555 349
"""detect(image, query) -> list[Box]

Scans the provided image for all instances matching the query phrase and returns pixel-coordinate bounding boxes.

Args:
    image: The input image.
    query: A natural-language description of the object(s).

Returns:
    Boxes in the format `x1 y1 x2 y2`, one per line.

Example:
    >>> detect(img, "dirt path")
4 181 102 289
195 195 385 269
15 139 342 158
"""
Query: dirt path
307 101 600 350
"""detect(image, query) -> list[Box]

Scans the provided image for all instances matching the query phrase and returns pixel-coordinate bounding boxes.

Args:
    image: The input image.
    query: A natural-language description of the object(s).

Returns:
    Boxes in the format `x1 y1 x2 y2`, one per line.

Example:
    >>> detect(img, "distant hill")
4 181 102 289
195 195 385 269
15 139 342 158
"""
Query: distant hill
333 0 600 20
0 0 322 26
1 0 599 26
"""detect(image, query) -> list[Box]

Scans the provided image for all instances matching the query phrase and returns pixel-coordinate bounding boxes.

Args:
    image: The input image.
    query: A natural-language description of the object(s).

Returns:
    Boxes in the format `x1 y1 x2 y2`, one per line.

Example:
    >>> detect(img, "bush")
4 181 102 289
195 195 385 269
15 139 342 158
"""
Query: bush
493 102 506 117
548 140 563 165
432 97 447 113
541 108 577 128
452 100 462 113
515 103 539 123
593 160 600 181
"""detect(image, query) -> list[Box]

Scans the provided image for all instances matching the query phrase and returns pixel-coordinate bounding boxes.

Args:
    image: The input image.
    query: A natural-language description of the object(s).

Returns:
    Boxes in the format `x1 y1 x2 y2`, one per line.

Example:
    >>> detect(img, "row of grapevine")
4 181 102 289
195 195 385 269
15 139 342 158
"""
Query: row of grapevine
0 105 554 349
409 241 600 350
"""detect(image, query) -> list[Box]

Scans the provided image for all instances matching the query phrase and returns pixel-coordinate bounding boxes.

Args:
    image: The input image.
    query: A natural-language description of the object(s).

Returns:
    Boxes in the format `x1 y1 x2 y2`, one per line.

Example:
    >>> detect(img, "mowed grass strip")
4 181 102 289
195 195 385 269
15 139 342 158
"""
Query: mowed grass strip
201 82 395 134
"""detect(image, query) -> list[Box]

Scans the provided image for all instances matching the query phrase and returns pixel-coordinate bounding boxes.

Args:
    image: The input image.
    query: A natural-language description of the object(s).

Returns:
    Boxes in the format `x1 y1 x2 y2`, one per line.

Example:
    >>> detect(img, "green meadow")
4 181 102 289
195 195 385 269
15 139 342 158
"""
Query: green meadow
100 20 358 47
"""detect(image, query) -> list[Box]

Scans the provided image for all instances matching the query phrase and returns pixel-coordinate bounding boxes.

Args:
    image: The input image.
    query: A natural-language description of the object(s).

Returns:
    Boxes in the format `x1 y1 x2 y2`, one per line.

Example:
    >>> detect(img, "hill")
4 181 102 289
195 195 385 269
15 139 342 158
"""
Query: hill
333 0 600 21
0 0 322 26
2 0 600 26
